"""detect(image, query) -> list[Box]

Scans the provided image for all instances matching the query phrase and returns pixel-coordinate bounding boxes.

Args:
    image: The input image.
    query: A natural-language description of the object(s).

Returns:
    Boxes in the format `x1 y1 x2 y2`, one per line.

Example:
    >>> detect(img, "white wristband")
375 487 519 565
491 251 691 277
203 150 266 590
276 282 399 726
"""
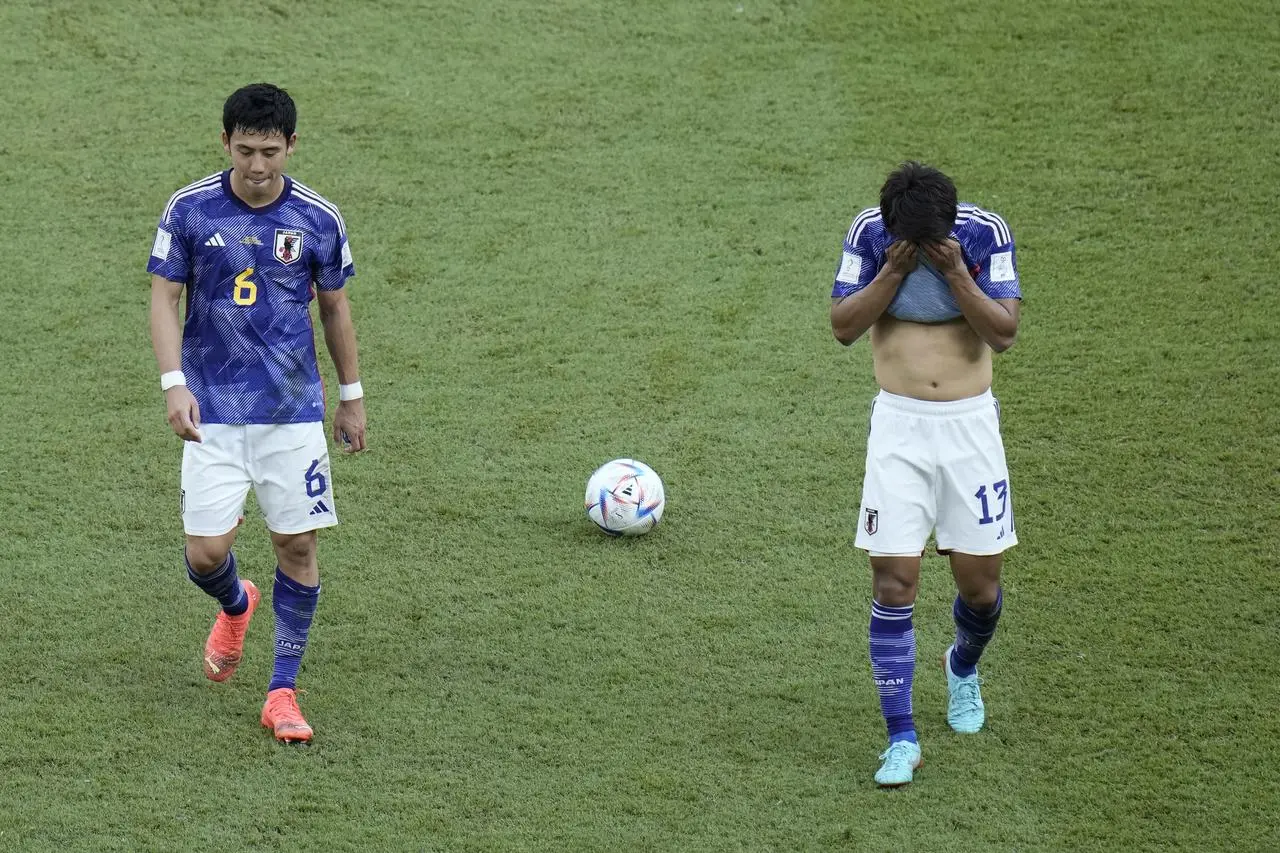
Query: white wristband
339 381 364 401
160 371 186 391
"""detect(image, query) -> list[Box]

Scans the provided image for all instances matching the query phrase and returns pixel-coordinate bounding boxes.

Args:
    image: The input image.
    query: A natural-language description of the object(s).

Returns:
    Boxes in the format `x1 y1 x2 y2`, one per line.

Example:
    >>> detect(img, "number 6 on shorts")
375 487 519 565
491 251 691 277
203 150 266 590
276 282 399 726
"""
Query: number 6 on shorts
305 459 327 498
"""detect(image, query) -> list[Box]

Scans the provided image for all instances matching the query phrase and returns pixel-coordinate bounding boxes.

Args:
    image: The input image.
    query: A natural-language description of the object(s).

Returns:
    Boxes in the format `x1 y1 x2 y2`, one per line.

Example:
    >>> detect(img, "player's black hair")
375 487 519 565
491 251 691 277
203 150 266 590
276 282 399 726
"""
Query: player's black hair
879 161 958 242
223 83 296 140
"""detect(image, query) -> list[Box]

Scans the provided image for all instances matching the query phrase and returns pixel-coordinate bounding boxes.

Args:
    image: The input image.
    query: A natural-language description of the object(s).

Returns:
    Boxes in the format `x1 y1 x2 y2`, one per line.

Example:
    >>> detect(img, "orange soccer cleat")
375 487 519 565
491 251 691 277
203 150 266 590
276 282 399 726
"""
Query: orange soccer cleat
261 688 314 743
202 579 260 682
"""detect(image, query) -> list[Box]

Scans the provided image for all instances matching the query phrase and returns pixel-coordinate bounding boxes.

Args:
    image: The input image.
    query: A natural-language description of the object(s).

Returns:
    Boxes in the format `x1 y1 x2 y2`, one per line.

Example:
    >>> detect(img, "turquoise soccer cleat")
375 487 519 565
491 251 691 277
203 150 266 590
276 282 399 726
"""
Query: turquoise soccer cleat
944 645 986 733
874 740 923 787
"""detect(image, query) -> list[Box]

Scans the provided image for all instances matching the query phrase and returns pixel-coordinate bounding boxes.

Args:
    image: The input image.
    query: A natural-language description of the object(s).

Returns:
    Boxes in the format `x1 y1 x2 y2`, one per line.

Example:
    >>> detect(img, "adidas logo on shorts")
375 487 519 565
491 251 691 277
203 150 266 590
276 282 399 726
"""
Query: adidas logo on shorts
309 500 331 516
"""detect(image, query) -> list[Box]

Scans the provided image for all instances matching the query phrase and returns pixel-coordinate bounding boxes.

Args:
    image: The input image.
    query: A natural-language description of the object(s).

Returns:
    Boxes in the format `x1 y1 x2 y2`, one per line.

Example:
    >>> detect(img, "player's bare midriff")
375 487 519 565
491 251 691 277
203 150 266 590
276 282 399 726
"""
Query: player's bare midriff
870 315 992 401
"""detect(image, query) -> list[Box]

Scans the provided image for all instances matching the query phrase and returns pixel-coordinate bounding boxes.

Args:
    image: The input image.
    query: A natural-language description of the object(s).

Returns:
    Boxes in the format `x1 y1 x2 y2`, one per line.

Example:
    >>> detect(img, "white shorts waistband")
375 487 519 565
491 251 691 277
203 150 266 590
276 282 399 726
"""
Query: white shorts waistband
874 388 995 416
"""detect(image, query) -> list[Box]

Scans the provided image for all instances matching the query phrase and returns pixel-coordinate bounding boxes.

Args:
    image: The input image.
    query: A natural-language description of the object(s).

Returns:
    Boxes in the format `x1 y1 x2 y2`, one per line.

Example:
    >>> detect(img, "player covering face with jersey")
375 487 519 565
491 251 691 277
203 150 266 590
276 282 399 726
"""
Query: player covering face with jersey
830 162 1022 787
148 83 367 743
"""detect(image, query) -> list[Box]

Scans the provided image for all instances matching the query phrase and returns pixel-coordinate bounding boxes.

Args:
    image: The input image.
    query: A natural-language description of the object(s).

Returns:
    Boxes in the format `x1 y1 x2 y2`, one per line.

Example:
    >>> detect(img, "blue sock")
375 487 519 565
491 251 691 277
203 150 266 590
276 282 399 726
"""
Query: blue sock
269 567 321 692
870 601 917 745
186 550 248 616
950 589 1003 677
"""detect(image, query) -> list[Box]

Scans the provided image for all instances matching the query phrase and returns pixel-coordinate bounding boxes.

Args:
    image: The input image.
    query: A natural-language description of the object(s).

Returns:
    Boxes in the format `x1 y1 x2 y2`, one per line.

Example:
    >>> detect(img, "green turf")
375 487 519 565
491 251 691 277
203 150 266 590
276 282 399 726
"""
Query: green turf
2 0 1278 850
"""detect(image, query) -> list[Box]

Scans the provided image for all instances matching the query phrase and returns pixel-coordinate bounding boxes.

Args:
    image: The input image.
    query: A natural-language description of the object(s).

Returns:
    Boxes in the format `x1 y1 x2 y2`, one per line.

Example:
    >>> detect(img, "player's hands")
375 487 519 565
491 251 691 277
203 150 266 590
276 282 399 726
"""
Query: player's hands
333 399 367 453
922 238 969 279
165 386 202 442
883 241 919 277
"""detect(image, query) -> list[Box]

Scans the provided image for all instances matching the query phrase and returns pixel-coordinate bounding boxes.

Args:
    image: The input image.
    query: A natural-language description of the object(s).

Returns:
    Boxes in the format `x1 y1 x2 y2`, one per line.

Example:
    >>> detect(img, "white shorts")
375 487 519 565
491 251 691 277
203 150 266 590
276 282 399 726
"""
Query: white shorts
181 422 338 537
854 389 1017 557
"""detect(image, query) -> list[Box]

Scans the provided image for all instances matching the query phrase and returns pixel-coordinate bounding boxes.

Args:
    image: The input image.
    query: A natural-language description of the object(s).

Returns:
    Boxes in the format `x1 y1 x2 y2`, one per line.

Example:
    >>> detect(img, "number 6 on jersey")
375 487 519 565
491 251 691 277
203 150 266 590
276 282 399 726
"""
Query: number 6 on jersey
234 267 257 305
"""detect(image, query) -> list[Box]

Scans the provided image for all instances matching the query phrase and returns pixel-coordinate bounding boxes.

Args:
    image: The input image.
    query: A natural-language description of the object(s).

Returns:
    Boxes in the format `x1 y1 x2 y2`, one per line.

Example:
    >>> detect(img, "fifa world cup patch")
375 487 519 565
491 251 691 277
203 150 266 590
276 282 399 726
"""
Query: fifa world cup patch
864 508 879 535
989 251 1015 282
274 229 305 264
151 228 172 260
836 251 862 284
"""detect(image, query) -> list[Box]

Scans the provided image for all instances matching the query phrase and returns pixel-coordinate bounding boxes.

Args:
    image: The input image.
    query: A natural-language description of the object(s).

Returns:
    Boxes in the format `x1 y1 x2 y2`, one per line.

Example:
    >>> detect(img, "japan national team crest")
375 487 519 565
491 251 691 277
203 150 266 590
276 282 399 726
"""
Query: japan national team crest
864 508 879 535
273 229 305 265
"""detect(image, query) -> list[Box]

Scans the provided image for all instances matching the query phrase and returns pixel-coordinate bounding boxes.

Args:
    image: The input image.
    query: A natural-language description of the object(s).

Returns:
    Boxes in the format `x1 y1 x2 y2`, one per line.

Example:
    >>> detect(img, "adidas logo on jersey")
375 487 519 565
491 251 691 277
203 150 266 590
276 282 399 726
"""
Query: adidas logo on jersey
309 499 331 516
204 233 226 247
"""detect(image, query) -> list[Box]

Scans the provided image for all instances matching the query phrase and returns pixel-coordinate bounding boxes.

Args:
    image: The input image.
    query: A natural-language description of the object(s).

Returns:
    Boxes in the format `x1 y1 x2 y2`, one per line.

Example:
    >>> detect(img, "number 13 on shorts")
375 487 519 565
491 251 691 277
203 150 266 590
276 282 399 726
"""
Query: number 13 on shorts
974 479 1011 529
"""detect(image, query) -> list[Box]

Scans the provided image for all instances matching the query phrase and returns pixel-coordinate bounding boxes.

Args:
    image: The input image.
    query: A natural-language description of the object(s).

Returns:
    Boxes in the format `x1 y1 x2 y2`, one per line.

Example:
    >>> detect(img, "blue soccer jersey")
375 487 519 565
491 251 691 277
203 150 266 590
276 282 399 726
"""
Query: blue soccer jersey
148 170 354 424
832 203 1020 323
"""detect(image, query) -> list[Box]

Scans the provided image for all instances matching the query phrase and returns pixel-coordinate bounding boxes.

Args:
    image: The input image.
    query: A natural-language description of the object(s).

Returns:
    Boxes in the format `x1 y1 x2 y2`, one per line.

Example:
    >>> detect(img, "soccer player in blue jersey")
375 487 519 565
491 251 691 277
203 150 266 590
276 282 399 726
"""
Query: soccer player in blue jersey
148 83 366 743
829 162 1021 786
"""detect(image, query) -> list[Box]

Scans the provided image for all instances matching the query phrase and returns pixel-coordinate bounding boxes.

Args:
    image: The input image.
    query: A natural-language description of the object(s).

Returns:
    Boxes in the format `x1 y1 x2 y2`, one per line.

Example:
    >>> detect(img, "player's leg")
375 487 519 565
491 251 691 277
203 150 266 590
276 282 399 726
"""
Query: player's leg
942 552 1002 733
259 529 320 743
855 394 934 786
250 423 335 742
949 551 1003 660
869 555 924 786
181 425 261 682
934 394 1015 733
870 555 921 744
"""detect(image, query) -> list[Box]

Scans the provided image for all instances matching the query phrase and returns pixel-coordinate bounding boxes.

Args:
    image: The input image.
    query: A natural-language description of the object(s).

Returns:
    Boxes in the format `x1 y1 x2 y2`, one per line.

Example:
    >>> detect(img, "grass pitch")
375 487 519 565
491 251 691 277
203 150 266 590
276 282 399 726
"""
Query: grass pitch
1 1 1278 850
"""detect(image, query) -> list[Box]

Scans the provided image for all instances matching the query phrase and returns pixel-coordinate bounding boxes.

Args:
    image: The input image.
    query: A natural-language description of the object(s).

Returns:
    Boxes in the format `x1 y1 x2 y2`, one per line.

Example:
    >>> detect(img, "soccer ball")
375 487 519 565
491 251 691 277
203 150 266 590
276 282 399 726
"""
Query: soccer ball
585 458 665 536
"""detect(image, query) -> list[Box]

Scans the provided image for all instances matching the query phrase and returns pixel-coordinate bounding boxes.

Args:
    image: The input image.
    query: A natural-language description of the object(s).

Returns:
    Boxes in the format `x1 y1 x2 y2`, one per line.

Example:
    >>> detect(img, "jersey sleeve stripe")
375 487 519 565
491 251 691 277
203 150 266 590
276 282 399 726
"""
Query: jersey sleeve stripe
846 206 882 246
160 172 223 224
958 204 1011 245
291 181 347 236
972 210 1011 245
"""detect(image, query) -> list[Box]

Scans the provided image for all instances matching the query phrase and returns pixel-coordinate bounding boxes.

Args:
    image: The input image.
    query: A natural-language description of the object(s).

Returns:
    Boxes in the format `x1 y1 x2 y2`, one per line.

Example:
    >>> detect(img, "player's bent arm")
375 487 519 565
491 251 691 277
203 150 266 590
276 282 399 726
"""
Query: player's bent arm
989 298 1020 352
830 268 906 346
315 288 361 383
945 267 1020 352
150 275 185 372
